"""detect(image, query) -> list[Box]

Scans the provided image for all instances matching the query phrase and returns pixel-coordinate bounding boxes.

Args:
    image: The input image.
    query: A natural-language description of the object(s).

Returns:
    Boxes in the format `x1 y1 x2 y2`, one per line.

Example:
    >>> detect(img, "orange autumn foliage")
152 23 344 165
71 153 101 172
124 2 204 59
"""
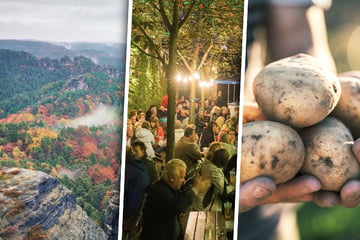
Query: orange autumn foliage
26 127 58 151
81 141 98 158
3 142 16 154
0 113 36 124
37 105 49 116
87 164 116 184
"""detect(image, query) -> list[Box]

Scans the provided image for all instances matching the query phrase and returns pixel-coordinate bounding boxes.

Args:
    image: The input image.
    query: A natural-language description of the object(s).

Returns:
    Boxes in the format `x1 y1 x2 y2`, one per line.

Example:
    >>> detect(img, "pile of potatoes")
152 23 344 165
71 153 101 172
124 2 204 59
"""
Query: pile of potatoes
241 53 360 191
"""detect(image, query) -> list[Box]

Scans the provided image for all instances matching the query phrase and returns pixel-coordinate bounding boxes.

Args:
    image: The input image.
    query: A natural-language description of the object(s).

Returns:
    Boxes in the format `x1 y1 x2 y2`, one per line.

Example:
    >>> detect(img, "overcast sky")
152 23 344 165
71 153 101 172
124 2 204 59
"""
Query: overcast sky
0 0 129 43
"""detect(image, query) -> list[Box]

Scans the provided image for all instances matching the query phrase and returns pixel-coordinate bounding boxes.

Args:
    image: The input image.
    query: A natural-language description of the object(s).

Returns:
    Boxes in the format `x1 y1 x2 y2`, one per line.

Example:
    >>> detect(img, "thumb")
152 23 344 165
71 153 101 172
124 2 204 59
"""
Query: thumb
239 176 276 213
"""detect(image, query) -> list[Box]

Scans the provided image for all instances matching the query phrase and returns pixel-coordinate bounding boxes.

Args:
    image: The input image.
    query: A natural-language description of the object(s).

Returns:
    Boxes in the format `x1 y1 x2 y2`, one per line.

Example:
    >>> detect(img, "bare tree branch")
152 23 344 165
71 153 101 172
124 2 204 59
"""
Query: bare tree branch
177 49 193 72
197 43 213 70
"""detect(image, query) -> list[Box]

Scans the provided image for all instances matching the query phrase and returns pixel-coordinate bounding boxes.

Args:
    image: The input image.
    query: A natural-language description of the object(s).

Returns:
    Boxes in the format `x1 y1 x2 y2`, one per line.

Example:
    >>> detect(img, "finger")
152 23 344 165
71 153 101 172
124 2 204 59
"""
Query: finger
352 138 360 163
242 102 266 123
262 175 321 204
313 191 339 207
340 180 360 208
239 176 276 213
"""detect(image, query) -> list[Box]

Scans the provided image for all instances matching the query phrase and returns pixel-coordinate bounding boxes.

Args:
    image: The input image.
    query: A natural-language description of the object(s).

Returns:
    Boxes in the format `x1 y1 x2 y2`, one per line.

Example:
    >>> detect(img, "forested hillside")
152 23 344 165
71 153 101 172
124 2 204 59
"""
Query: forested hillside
0 49 123 119
0 49 124 229
0 40 126 68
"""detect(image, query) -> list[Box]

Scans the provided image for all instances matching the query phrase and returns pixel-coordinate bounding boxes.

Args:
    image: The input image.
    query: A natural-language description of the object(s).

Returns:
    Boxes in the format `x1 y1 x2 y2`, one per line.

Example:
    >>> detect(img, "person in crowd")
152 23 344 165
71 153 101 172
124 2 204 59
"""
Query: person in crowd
194 108 207 138
220 117 237 134
227 128 237 146
210 106 221 122
145 105 158 121
175 103 186 123
176 104 189 128
199 121 218 150
128 109 138 127
140 159 211 240
161 94 168 110
215 90 227 107
175 126 202 172
192 148 230 212
157 105 167 119
135 112 146 132
186 123 201 152
132 140 158 184
156 105 168 134
215 106 230 130
204 141 226 162
180 99 190 112
135 121 156 160
126 122 136 148
123 147 150 239
149 116 166 153
218 131 237 158
203 99 212 115
177 95 186 104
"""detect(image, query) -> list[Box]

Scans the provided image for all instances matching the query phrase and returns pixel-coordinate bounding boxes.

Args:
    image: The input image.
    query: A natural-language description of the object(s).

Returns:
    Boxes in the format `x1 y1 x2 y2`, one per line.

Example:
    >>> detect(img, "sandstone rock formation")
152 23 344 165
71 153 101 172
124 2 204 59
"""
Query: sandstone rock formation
0 167 107 240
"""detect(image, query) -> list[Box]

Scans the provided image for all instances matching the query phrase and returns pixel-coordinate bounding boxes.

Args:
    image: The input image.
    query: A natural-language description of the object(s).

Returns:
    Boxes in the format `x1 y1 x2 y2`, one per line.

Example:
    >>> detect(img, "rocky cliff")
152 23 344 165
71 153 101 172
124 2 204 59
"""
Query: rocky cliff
103 172 120 240
0 167 107 240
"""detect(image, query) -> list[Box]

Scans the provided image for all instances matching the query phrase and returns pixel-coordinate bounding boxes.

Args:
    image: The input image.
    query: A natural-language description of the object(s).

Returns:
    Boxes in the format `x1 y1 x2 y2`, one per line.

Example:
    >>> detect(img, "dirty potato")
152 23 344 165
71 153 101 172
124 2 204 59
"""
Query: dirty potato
241 120 305 184
253 53 341 129
331 73 360 139
299 117 360 191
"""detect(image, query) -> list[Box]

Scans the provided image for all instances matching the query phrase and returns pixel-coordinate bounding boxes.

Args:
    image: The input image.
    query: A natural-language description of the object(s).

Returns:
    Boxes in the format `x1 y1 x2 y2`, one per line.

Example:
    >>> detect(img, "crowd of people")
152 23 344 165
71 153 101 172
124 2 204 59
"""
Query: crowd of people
123 93 239 240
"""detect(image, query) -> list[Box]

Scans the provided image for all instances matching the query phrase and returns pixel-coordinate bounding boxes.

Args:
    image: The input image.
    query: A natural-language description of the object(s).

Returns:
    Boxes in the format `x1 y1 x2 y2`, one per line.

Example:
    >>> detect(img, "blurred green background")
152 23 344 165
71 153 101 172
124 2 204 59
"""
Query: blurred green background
297 1 360 239
325 0 360 73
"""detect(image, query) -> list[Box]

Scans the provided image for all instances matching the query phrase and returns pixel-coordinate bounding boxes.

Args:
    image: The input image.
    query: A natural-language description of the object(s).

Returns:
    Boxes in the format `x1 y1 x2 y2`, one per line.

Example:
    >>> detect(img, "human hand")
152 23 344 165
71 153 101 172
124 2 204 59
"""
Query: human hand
239 175 321 213
242 101 266 124
313 138 360 208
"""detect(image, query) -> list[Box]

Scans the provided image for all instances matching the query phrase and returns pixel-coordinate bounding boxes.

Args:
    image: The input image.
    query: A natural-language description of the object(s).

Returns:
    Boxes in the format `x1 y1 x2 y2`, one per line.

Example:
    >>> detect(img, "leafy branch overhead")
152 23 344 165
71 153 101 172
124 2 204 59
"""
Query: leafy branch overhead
132 0 243 79
130 0 244 160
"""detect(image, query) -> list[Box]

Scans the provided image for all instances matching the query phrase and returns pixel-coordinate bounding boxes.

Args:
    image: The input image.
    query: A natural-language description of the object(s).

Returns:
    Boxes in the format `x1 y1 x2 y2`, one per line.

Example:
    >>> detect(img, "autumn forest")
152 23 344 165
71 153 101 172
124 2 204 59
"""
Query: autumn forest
0 46 124 226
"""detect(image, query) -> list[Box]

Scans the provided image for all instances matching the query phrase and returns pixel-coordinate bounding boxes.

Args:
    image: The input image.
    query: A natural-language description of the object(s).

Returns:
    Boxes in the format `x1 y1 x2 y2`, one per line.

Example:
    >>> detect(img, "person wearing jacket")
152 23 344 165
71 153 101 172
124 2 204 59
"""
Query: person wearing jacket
123 147 150 238
175 126 202 172
132 140 158 184
192 148 230 212
140 159 211 240
199 121 218 150
135 121 156 159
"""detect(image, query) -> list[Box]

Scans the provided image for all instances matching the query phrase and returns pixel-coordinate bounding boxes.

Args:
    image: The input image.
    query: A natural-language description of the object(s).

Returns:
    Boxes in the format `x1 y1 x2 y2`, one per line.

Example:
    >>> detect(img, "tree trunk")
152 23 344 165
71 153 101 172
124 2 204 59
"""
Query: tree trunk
189 40 200 124
166 7 179 161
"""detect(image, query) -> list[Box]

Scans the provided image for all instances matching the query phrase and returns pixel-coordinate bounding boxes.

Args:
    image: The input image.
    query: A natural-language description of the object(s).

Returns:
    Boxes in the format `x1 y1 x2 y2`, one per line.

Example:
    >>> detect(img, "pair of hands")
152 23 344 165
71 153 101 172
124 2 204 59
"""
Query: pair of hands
240 138 360 213
240 102 360 213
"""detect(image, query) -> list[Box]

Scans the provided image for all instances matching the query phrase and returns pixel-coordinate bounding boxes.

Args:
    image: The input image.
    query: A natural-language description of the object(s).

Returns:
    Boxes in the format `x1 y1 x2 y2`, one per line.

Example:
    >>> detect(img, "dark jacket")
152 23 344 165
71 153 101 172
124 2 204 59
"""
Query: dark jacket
140 180 195 240
195 115 206 137
141 155 158 184
200 129 215 149
123 157 150 219
175 136 202 171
